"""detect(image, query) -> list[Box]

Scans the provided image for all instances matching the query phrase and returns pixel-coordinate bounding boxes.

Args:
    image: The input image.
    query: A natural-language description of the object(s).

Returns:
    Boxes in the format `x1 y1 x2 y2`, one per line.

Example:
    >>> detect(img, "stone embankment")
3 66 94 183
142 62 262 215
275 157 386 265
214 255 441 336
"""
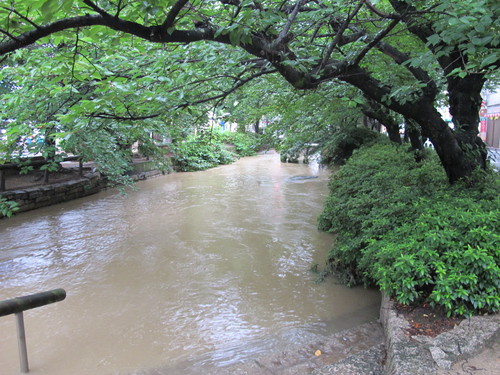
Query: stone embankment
1 173 104 215
0 160 164 217
380 294 499 375
315 296 499 375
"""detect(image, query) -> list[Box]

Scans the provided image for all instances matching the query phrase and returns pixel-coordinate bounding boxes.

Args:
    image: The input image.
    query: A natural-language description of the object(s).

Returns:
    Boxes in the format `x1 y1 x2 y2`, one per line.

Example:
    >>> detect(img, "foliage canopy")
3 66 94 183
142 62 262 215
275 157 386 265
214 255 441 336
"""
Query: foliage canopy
1 0 499 183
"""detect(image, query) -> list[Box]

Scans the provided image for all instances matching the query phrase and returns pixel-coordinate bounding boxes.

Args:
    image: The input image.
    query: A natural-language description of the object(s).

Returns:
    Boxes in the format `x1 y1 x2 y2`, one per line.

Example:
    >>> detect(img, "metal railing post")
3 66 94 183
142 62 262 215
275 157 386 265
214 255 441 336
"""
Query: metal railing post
15 312 29 373
0 289 66 374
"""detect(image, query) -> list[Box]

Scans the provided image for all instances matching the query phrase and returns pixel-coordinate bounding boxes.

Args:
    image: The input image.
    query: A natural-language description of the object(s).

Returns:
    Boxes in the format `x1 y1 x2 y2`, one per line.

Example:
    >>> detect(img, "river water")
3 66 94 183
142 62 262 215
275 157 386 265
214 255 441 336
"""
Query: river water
0 152 380 374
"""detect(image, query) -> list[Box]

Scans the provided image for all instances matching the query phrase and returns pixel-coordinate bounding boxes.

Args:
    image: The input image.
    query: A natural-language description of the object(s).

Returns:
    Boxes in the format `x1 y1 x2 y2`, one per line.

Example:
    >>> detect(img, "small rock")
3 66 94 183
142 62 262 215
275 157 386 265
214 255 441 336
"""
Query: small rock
429 346 453 369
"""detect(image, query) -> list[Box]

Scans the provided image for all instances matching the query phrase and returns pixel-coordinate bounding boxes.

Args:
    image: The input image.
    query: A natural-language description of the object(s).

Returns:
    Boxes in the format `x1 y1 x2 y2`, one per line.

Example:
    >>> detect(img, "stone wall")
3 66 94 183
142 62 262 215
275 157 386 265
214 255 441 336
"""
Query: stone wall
379 293 500 375
0 173 105 217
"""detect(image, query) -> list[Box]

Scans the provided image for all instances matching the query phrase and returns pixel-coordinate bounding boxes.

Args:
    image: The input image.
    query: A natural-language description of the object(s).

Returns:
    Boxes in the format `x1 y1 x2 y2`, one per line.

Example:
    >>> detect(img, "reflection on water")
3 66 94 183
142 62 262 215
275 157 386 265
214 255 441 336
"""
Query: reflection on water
0 153 380 374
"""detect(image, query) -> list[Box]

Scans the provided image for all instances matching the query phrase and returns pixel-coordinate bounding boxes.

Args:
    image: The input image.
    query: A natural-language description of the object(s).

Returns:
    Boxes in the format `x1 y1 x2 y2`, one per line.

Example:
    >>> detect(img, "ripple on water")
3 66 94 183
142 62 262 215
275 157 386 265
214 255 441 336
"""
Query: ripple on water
0 154 379 375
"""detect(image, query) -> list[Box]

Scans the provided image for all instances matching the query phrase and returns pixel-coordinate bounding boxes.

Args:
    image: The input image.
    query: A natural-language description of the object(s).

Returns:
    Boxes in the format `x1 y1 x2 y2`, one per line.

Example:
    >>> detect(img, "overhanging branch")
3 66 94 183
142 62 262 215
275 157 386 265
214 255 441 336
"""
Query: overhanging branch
274 0 305 45
351 17 399 66
317 0 365 71
86 112 161 121
162 0 191 29
177 68 277 108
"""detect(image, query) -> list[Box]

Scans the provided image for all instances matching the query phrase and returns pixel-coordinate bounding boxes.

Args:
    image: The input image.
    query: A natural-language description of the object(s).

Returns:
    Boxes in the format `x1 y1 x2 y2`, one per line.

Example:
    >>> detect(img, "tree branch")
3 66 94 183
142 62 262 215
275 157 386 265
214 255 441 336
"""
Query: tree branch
364 0 398 19
82 0 112 17
376 41 435 90
351 17 399 66
1 7 41 29
177 68 277 108
162 0 191 29
0 14 219 55
318 0 365 71
0 28 19 41
274 0 304 45
388 0 434 42
87 112 161 121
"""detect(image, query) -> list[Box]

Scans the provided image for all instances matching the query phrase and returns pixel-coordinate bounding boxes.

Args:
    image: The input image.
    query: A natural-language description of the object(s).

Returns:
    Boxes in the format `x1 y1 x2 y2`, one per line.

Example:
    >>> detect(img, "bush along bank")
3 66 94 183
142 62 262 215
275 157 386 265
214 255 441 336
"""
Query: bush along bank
318 141 500 317
171 131 264 172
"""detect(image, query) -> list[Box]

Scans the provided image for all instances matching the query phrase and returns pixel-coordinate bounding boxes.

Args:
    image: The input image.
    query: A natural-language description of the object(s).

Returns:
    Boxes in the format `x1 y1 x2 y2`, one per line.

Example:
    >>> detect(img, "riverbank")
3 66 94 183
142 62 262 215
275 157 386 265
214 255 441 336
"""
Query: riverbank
380 294 499 375
0 158 165 217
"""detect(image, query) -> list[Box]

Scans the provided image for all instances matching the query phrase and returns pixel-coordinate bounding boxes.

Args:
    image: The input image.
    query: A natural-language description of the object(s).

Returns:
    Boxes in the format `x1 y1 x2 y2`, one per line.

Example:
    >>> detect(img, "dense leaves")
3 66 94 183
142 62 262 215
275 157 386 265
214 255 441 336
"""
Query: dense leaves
171 136 236 172
320 125 381 165
319 142 500 316
1 0 499 182
171 130 261 171
0 196 19 217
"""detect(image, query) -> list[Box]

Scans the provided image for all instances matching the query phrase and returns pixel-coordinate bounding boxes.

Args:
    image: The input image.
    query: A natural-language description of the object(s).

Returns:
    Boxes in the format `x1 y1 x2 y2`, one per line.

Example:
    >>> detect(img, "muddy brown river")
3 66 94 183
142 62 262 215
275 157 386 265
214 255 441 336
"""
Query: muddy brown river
0 152 380 374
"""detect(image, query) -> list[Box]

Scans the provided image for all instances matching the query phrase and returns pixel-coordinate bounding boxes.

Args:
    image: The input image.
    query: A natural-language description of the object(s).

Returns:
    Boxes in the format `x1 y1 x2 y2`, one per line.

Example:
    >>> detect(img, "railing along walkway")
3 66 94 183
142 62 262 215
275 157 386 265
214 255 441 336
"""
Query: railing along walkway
0 289 66 373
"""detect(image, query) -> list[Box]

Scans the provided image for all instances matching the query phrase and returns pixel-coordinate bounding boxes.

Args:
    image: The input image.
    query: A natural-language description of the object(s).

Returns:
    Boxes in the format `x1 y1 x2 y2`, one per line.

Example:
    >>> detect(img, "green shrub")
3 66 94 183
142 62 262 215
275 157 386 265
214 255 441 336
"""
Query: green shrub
0 196 20 218
319 142 500 316
318 142 446 284
365 188 499 316
172 137 236 172
217 131 262 156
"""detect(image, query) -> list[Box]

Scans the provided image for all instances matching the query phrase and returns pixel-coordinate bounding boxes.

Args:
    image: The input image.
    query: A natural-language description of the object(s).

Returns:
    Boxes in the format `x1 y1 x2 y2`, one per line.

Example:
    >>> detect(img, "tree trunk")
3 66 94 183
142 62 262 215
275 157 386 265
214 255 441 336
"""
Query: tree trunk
361 100 402 144
0 170 5 191
412 101 477 183
254 119 260 134
447 74 487 170
342 66 482 183
404 118 425 162
405 118 424 151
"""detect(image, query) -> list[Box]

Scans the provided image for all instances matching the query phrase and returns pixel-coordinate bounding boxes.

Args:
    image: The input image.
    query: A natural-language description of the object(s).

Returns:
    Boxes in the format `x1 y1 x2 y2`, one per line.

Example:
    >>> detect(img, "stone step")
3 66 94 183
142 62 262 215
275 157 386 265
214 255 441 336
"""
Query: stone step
311 344 385 375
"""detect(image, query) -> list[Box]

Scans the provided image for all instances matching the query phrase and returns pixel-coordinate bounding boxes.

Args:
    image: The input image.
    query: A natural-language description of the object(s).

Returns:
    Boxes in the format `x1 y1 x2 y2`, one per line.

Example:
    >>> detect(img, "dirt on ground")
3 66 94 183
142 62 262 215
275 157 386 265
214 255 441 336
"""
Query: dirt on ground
395 302 462 337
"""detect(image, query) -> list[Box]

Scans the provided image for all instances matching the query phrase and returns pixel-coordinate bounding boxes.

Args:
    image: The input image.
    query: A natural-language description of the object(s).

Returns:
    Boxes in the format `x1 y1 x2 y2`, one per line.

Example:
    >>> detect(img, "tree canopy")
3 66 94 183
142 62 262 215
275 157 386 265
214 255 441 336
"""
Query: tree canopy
1 0 499 182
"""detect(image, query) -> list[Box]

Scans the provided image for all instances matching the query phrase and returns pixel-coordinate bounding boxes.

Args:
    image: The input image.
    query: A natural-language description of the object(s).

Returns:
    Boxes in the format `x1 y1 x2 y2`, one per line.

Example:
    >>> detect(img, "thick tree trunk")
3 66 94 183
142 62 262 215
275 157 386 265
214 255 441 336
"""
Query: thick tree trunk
447 74 487 170
404 118 425 162
413 102 477 183
404 118 423 150
339 65 483 183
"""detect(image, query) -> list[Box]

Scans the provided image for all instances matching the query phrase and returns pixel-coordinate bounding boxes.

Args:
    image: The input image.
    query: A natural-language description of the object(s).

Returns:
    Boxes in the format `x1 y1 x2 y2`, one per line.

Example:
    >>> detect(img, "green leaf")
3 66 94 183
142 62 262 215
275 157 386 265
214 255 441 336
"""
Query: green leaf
427 34 441 46
481 54 498 67
41 0 60 22
229 30 241 46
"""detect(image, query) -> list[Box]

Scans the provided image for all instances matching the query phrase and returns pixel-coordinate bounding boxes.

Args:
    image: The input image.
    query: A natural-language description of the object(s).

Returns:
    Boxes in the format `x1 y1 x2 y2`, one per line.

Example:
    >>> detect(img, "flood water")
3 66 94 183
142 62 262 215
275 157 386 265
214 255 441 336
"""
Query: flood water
0 153 380 374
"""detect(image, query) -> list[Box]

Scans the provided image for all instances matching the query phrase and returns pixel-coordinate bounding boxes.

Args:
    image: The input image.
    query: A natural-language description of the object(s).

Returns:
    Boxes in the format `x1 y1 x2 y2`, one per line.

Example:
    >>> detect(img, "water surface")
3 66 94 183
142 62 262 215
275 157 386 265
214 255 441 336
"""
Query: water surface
0 153 380 374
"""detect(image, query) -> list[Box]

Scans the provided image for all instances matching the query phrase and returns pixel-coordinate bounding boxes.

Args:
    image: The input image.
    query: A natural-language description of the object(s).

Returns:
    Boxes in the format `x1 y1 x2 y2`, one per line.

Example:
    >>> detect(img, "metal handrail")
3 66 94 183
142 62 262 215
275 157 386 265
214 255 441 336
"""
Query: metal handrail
0 289 66 373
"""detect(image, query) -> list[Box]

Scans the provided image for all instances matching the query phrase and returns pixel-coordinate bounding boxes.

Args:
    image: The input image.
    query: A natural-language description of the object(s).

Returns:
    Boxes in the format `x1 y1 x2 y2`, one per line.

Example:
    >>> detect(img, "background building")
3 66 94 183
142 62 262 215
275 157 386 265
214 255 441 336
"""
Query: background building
482 89 500 148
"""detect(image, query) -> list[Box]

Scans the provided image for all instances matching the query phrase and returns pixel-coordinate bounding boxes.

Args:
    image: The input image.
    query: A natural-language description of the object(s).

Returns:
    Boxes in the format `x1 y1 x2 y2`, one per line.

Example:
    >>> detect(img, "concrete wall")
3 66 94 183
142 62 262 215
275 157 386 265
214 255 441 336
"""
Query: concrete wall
0 173 104 217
